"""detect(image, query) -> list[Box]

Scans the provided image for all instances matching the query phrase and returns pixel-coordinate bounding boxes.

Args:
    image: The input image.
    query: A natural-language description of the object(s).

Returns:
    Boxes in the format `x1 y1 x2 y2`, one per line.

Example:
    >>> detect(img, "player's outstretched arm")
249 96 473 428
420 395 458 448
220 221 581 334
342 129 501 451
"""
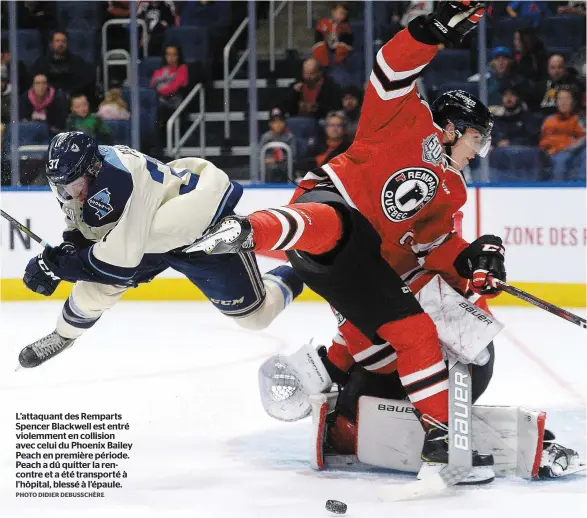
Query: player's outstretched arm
366 2 484 124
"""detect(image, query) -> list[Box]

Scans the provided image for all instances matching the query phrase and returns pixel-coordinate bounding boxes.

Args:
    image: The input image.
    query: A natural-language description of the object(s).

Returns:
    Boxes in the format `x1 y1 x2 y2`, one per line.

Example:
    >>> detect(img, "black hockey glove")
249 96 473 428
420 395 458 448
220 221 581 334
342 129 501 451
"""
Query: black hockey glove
454 235 506 297
423 1 485 47
23 243 76 296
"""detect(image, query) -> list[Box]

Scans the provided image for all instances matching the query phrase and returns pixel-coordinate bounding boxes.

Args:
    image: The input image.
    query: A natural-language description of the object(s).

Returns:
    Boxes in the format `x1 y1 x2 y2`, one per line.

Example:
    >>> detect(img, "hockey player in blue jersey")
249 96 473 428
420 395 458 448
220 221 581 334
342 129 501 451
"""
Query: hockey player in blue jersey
19 132 303 368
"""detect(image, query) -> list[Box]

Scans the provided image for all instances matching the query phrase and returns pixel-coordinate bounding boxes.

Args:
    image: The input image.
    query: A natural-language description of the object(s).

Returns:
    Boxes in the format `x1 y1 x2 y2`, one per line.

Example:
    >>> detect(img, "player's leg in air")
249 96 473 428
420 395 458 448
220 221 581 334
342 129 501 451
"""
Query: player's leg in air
165 238 303 331
190 186 498 483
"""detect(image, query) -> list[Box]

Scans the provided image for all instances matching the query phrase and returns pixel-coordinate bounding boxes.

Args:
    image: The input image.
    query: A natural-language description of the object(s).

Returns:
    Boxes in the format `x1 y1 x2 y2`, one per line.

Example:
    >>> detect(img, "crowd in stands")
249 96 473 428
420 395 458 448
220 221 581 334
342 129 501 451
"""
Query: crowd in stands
260 1 586 183
1 1 585 186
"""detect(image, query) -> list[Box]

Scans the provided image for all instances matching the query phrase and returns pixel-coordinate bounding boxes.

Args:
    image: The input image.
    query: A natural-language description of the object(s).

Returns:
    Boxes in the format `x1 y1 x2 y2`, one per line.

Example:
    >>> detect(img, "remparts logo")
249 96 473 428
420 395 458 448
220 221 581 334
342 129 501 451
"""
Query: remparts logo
381 168 439 222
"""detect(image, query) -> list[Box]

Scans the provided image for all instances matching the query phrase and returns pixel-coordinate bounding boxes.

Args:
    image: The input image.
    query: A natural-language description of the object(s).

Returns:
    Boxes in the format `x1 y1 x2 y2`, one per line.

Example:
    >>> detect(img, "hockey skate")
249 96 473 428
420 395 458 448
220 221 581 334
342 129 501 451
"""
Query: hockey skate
419 421 495 485
19 331 75 368
185 216 254 255
538 430 587 479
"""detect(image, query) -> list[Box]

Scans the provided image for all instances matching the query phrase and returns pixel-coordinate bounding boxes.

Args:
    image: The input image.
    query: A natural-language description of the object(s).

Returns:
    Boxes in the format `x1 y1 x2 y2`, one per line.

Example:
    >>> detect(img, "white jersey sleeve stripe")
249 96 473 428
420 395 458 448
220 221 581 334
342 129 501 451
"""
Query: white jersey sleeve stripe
370 71 417 101
376 48 428 82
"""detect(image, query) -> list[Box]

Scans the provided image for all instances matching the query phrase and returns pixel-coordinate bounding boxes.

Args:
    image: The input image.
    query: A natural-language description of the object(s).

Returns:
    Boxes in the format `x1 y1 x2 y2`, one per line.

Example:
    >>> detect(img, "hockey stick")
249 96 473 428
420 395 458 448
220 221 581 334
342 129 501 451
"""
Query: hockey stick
490 278 586 330
1 210 49 248
381 360 472 500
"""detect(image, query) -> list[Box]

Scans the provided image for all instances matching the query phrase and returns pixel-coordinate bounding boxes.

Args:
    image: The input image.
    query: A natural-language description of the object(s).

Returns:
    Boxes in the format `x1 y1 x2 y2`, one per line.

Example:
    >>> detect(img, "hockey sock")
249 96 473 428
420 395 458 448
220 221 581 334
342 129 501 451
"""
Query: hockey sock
249 203 343 254
377 313 449 424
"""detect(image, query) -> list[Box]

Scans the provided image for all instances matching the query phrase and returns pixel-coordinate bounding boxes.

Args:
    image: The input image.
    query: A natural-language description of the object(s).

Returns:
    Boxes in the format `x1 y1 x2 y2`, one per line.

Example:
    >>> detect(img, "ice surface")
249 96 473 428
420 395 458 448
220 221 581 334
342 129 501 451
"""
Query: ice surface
0 302 585 518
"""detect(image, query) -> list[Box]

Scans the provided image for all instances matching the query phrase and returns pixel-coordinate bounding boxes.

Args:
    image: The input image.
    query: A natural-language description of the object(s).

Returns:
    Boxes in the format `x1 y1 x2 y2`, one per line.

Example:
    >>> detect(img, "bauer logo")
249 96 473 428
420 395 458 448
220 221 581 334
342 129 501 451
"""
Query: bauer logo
87 188 114 220
381 168 439 222
422 134 443 166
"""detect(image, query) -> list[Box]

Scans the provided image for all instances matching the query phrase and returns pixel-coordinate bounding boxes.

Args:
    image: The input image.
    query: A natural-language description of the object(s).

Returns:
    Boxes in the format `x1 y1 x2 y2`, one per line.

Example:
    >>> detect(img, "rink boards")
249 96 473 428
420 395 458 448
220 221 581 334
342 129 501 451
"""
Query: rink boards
1 185 585 306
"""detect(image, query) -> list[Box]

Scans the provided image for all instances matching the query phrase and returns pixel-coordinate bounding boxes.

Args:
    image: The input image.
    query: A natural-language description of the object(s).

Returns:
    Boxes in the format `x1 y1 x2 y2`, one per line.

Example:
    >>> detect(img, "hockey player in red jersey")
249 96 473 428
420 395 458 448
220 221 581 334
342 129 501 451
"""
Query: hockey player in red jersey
190 1 504 483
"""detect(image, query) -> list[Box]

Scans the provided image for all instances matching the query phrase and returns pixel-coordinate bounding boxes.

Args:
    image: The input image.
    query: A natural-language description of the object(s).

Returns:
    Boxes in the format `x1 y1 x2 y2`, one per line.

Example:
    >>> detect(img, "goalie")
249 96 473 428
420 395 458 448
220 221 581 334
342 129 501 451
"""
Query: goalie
258 273 585 483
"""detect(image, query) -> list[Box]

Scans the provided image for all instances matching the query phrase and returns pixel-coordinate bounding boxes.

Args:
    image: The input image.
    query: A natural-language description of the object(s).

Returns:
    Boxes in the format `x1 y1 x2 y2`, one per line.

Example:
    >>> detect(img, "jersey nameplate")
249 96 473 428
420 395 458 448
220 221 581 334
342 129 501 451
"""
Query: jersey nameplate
380 167 439 222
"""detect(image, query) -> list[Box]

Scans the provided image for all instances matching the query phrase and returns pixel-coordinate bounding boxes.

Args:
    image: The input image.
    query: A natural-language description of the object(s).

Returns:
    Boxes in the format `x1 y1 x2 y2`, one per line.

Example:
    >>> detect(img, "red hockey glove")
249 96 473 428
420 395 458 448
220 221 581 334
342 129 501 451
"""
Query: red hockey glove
425 1 485 47
454 235 506 297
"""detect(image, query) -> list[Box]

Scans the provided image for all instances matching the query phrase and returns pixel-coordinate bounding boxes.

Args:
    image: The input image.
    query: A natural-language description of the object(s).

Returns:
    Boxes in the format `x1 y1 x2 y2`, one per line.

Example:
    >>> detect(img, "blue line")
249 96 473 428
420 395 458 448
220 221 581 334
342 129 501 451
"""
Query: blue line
2 181 585 192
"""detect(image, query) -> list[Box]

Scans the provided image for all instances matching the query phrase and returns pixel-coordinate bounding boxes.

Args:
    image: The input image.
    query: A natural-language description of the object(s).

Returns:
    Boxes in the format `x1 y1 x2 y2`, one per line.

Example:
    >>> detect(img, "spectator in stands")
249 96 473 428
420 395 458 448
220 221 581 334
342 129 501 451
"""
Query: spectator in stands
506 1 550 24
1 64 10 126
557 1 586 16
396 1 434 27
138 1 178 56
313 2 353 69
303 110 351 170
513 27 547 82
1 40 29 95
259 108 297 183
32 31 95 103
97 88 130 120
492 83 540 146
539 86 586 181
485 46 528 108
20 73 67 135
150 44 189 145
66 94 112 144
281 58 342 120
341 85 362 139
534 54 581 114
17 1 57 44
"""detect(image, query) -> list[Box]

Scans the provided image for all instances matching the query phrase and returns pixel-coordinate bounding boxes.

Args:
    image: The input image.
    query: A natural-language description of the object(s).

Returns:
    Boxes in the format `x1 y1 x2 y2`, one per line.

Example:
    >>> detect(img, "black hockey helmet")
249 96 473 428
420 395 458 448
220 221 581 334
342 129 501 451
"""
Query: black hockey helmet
431 90 493 157
45 131 101 202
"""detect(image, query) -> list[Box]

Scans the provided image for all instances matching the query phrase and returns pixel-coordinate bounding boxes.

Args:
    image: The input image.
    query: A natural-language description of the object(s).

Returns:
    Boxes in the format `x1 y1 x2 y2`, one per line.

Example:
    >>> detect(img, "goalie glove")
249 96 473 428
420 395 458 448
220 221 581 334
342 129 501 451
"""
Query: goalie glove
454 235 506 297
425 1 485 47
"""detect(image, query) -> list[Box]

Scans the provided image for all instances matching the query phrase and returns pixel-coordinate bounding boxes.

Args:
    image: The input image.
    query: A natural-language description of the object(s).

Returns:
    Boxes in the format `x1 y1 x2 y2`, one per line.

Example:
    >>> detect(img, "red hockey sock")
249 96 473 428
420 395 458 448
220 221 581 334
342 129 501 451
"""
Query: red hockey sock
378 313 448 424
249 203 343 254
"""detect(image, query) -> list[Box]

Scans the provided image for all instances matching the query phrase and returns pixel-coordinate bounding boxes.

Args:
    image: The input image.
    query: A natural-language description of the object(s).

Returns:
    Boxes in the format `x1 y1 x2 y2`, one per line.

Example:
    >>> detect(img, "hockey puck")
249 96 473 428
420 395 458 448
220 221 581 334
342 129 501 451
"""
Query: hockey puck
325 499 347 515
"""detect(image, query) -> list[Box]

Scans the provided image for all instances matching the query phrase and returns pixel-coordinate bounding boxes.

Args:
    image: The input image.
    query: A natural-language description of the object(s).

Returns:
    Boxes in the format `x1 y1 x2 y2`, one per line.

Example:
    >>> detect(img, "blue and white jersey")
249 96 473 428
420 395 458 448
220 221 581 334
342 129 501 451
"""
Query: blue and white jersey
60 146 242 282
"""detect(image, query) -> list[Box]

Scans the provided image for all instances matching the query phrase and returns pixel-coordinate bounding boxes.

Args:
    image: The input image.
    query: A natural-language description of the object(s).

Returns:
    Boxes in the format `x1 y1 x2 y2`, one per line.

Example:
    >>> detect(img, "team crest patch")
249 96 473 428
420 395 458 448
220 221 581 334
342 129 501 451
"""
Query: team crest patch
381 167 439 222
87 188 114 220
331 307 347 327
422 134 443 166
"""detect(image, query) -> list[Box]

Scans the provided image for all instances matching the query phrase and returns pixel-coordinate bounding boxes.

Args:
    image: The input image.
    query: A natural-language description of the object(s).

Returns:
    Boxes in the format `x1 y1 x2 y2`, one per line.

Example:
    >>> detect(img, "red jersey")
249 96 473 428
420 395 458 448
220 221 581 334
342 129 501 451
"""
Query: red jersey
297 27 470 292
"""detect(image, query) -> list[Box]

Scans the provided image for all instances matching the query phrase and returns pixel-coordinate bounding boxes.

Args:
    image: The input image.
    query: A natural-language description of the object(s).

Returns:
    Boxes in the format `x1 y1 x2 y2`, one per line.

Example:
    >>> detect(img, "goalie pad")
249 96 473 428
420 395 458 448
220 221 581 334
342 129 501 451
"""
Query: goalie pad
311 395 550 480
416 275 504 365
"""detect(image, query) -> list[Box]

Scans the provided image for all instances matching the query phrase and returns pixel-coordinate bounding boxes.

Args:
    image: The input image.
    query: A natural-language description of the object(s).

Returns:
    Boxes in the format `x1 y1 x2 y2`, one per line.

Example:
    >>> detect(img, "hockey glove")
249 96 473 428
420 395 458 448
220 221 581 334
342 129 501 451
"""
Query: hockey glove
424 1 485 47
454 235 505 297
23 243 76 296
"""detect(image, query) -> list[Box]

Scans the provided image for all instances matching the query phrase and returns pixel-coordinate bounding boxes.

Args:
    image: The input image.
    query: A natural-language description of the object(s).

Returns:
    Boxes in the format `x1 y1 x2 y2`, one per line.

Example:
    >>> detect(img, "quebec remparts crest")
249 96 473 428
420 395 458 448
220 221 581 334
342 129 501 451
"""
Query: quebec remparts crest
381 167 439 222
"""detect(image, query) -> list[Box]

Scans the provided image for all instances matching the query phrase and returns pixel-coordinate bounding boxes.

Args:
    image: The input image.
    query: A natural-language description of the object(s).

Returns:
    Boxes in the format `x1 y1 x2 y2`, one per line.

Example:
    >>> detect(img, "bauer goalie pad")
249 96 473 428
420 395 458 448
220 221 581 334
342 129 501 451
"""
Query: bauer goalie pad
416 275 504 365
310 395 552 480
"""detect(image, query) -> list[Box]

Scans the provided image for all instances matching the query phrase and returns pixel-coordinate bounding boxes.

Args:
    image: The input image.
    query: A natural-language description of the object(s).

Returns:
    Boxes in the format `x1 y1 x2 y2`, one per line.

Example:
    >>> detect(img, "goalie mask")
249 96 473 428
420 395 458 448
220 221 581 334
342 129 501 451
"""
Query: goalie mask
258 355 312 422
